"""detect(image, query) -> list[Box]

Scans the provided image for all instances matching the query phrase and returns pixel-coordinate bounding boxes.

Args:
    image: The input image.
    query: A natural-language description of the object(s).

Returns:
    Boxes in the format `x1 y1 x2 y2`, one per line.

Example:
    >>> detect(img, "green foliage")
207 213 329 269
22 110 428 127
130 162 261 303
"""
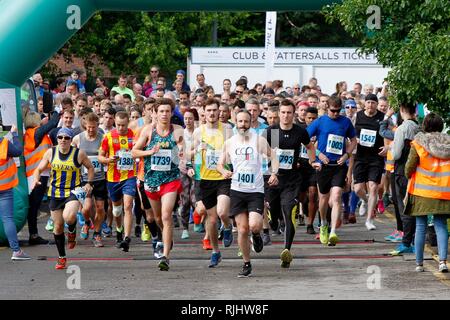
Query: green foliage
324 0 450 120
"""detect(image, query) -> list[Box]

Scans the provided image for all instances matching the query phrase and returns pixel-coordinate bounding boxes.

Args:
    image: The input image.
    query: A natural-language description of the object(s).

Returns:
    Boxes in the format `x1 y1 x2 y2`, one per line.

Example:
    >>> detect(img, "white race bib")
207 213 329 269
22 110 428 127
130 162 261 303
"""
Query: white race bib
235 167 256 189
117 150 134 171
84 156 103 174
276 149 295 170
300 144 309 159
326 134 344 155
206 150 221 170
71 187 87 207
151 149 172 171
359 129 377 147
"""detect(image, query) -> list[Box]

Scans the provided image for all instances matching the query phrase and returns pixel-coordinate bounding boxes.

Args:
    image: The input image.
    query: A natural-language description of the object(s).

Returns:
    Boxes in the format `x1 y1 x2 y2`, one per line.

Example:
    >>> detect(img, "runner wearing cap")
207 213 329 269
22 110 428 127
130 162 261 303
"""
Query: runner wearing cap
353 94 388 231
31 127 94 269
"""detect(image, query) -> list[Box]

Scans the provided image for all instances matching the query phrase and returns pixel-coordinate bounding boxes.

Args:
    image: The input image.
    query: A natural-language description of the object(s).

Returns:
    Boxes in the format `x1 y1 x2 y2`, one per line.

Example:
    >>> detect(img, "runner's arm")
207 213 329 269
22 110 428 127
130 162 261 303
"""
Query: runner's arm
131 124 155 158
71 134 80 148
217 140 232 179
78 150 95 183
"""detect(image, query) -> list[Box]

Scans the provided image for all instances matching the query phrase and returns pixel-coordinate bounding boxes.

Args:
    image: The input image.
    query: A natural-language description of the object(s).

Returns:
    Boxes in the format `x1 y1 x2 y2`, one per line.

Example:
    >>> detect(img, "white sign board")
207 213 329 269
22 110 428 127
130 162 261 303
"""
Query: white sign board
191 47 378 65
0 88 17 126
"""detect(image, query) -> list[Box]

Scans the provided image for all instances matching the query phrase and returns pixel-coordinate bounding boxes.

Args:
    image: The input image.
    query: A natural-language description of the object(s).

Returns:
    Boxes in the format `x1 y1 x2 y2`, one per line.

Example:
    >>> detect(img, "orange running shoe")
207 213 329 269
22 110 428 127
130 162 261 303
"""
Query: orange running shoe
193 211 202 225
55 257 67 270
202 239 213 250
67 232 77 249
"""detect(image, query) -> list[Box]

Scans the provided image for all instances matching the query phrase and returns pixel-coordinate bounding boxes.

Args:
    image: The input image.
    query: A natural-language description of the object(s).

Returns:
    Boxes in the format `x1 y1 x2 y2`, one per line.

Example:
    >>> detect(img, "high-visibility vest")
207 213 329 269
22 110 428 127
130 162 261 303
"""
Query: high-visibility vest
24 127 52 177
0 138 18 191
385 127 397 172
407 140 450 200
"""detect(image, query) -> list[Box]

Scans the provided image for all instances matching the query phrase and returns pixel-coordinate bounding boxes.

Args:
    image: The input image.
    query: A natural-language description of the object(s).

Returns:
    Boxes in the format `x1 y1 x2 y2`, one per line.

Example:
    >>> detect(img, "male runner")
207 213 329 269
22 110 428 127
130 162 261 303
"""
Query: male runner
218 110 278 277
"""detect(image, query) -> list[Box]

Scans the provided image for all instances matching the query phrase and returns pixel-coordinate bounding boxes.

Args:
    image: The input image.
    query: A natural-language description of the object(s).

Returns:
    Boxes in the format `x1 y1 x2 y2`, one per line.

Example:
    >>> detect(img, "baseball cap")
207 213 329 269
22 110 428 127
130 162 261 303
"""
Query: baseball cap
176 70 186 76
57 127 74 138
344 99 357 108
263 88 275 95
365 93 378 103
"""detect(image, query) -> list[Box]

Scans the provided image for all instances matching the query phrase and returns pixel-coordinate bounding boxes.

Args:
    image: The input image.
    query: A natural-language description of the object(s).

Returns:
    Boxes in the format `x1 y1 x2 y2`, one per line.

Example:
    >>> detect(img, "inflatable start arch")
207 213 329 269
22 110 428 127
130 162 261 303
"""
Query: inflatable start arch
0 0 334 242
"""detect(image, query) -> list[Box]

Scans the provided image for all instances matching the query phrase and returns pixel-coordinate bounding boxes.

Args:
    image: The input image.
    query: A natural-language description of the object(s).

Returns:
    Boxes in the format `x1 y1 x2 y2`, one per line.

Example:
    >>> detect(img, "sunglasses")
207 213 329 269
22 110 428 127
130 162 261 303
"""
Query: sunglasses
345 106 357 109
150 70 158 73
57 136 71 141
236 90 243 94
329 109 341 114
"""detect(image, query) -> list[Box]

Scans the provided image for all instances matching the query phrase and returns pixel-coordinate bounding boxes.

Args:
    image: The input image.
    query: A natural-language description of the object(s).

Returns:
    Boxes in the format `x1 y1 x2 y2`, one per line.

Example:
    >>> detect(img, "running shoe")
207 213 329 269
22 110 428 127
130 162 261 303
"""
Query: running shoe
67 232 76 249
92 234 104 247
101 222 112 237
223 227 233 247
218 225 224 241
120 237 131 252
439 262 448 273
251 233 264 253
181 229 190 240
141 224 151 242
262 233 272 246
209 252 222 268
202 239 213 250
29 235 49 245
55 257 67 270
359 200 368 216
315 233 320 240
298 214 305 226
280 249 293 268
158 256 170 271
319 225 329 245
193 210 202 225
348 214 357 224
415 264 424 272
238 262 252 278
392 231 404 243
382 193 391 208
389 243 415 256
45 218 54 232
328 233 339 246
384 230 398 241
365 219 376 231
11 250 31 261
194 223 205 233
377 199 385 214
115 228 124 248
80 224 89 240
135 225 141 238
306 224 316 235
154 241 164 259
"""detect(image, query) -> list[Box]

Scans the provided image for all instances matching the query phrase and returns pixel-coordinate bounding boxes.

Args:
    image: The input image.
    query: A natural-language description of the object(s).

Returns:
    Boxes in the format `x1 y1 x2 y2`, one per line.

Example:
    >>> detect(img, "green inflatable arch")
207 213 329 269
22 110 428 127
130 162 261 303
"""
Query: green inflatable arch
0 0 335 243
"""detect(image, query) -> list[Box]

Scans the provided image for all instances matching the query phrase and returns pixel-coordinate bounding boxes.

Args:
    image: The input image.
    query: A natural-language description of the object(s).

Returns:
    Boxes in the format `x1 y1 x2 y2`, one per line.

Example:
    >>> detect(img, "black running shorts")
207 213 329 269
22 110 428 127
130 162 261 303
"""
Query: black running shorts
200 179 231 210
317 164 348 194
230 190 264 217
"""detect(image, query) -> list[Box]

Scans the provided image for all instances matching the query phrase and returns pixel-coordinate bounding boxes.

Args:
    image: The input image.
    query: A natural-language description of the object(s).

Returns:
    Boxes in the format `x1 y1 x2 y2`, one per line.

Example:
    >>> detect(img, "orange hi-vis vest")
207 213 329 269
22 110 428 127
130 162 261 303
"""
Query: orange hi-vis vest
24 127 52 177
407 140 450 200
385 126 397 172
0 138 18 191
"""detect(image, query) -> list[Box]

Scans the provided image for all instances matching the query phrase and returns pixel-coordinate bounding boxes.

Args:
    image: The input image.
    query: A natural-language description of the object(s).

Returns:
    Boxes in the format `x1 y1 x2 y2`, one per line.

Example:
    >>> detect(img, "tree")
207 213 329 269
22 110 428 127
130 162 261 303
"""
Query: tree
324 0 450 121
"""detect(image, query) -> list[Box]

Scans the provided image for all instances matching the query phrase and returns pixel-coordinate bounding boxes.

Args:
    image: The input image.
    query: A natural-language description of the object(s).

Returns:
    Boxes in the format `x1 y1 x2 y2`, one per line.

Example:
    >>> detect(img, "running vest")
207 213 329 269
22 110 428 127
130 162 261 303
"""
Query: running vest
24 127 52 177
48 146 82 199
101 129 136 182
199 122 227 180
144 125 180 187
0 138 18 191
79 132 104 181
134 121 146 182
229 134 264 194
407 141 450 200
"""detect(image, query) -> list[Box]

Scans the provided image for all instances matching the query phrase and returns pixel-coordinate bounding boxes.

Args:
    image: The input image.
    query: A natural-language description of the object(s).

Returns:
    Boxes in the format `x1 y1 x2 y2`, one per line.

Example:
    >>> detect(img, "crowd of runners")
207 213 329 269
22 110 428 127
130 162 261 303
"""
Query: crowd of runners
0 67 449 277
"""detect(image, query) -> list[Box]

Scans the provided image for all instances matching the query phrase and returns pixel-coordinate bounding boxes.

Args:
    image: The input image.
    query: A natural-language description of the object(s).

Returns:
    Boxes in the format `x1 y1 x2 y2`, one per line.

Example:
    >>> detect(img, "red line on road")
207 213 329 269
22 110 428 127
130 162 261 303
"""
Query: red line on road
176 240 375 245
301 255 392 260
45 257 134 261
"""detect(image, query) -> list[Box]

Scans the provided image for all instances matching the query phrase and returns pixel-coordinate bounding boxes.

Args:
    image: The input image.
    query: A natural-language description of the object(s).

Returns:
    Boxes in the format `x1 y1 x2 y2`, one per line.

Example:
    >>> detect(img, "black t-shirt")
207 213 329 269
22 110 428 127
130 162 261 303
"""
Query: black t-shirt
266 123 310 177
355 110 385 161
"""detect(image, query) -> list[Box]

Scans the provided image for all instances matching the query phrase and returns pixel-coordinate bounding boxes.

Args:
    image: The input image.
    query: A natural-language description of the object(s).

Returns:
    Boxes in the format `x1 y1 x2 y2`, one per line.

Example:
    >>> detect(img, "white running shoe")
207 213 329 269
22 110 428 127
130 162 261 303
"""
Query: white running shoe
365 219 376 231
359 200 368 216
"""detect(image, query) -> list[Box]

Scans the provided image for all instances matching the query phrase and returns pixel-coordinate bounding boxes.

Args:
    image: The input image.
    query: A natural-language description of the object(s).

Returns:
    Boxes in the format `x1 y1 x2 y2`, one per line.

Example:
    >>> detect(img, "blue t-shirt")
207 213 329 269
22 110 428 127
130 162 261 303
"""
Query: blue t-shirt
307 115 355 163
233 122 268 136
